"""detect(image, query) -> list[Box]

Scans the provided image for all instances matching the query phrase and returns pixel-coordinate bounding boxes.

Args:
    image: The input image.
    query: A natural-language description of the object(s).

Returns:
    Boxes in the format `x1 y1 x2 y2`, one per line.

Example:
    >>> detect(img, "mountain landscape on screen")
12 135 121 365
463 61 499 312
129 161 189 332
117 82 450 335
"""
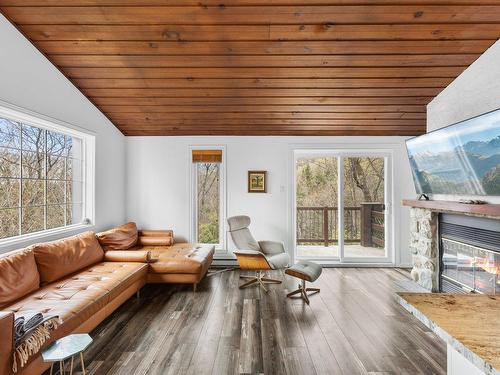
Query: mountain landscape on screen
406 110 500 196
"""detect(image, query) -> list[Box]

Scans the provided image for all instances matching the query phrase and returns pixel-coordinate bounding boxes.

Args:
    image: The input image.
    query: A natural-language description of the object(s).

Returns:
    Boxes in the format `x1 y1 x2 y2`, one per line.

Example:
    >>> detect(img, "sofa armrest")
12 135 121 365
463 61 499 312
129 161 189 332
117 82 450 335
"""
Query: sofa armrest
258 240 285 255
139 230 173 237
0 311 14 375
104 250 151 263
138 236 173 247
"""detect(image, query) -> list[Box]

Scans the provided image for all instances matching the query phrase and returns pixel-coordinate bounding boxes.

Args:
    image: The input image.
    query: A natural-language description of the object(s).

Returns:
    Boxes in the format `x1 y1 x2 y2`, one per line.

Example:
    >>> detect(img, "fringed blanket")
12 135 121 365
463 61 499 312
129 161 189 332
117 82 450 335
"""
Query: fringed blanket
12 312 61 373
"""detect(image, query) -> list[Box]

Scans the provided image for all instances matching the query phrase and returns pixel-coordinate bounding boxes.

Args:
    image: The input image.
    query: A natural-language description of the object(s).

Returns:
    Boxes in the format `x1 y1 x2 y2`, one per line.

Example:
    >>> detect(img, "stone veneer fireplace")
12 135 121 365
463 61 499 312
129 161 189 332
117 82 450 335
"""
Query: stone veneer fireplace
409 207 439 291
404 200 500 293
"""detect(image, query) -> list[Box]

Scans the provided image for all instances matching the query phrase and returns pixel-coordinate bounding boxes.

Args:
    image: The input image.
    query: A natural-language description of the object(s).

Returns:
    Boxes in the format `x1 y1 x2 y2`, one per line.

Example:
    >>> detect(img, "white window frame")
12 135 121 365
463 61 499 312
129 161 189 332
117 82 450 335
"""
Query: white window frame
0 101 95 250
290 145 395 266
188 145 227 254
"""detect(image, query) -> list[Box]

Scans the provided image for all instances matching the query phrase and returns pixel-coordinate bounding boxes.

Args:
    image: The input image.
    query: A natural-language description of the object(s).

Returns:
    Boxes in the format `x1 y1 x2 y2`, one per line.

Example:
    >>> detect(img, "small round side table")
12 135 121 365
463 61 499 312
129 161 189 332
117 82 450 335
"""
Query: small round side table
42 333 93 375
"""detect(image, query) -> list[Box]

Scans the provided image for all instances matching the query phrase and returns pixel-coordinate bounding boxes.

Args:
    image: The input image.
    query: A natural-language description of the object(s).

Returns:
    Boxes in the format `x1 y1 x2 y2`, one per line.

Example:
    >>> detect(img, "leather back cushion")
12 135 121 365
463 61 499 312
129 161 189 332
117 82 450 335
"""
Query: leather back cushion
0 249 40 307
33 231 104 284
97 222 138 250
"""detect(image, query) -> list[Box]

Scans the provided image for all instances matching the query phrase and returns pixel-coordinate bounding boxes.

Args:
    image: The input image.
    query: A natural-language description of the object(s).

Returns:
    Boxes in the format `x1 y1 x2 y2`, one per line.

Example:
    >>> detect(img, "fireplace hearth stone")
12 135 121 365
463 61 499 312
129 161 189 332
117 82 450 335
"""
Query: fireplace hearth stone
409 208 439 291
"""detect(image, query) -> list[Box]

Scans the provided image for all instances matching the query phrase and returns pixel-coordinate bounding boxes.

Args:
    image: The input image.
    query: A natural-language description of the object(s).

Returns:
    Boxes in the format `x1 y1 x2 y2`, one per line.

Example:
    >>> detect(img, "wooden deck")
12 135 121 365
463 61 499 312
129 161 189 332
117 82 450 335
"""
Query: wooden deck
49 268 447 375
297 244 385 258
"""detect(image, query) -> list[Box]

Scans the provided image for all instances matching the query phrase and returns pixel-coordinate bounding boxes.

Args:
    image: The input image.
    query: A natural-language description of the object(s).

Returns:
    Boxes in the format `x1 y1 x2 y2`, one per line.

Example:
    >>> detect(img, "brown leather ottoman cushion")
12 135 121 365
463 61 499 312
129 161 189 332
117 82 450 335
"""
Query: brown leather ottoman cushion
149 243 215 274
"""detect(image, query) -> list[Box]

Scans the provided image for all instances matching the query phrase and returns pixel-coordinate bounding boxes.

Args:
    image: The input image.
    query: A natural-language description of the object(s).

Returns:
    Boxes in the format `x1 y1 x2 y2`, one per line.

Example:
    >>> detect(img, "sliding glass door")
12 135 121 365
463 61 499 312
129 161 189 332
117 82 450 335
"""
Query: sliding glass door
294 150 392 264
296 156 340 258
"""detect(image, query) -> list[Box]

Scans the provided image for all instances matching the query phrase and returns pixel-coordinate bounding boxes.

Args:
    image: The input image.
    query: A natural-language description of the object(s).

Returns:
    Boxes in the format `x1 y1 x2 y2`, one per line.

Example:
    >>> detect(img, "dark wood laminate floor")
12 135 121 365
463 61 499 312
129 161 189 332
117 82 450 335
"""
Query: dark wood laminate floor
52 268 447 375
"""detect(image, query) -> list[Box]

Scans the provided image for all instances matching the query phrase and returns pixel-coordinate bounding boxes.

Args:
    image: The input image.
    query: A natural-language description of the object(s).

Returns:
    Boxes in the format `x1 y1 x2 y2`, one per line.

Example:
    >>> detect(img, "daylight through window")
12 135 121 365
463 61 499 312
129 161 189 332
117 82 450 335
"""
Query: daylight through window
192 149 224 247
0 117 84 239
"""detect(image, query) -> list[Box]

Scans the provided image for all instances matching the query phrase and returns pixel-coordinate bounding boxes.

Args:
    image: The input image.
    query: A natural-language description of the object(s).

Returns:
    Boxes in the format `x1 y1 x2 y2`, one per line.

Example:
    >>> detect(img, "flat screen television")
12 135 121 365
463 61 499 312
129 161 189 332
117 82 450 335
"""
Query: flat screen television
405 109 500 196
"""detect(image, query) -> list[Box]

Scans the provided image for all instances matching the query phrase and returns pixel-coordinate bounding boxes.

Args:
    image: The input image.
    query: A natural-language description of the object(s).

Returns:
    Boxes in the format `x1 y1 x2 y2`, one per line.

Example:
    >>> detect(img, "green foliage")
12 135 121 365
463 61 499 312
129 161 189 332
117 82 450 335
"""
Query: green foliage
196 163 220 244
198 219 219 244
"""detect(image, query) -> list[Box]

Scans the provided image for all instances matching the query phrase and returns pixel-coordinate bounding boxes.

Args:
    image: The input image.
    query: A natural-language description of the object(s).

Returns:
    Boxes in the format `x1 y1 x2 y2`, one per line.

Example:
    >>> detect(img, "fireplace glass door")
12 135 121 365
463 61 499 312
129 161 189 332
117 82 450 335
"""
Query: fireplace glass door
442 238 500 294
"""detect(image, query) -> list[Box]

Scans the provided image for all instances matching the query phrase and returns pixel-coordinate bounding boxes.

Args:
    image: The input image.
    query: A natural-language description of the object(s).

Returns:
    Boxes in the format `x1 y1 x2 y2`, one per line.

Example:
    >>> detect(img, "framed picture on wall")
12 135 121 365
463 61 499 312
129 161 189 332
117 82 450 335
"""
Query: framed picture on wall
248 171 267 193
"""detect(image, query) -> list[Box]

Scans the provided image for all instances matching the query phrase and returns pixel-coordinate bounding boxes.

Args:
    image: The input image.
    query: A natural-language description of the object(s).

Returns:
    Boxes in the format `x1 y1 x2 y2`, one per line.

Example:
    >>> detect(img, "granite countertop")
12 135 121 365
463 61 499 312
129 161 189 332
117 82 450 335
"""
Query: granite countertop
397 293 500 375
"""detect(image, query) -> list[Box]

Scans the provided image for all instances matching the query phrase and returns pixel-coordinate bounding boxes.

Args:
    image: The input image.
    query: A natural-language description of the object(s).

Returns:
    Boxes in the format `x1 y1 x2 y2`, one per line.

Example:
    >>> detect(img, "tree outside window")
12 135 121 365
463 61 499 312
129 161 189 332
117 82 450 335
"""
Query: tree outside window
0 118 83 239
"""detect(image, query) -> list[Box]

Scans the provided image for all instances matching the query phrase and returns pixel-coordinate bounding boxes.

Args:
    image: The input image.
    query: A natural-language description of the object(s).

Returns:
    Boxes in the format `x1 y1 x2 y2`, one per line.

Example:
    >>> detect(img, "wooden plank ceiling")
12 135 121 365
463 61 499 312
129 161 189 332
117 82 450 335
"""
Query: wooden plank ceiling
1 1 499 136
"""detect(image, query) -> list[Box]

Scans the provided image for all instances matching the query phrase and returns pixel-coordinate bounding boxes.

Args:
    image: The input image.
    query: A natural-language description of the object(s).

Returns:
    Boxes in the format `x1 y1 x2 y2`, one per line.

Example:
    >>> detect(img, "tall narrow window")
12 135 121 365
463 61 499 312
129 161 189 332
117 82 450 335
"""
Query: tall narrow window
191 149 225 249
0 109 92 241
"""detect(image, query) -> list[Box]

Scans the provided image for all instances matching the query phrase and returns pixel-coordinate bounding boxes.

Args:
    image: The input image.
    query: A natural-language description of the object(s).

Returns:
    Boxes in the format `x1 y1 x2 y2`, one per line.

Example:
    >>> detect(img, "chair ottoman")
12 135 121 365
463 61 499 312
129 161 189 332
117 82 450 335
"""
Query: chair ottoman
285 261 322 304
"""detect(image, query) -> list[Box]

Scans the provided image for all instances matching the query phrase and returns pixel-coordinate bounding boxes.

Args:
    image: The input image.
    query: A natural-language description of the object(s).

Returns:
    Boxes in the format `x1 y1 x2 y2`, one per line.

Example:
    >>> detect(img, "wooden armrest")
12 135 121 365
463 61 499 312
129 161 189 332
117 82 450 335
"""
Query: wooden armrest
233 250 271 270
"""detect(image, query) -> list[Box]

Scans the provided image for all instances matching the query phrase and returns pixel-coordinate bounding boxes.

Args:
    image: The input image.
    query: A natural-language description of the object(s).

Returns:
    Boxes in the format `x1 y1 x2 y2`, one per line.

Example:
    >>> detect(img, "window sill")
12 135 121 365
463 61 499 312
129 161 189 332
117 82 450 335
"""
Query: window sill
0 224 95 253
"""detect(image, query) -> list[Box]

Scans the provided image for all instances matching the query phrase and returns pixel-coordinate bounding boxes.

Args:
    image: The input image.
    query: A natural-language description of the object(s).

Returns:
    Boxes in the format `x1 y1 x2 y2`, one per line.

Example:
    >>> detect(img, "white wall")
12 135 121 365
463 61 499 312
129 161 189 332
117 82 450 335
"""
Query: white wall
126 136 415 266
427 39 500 203
0 15 126 252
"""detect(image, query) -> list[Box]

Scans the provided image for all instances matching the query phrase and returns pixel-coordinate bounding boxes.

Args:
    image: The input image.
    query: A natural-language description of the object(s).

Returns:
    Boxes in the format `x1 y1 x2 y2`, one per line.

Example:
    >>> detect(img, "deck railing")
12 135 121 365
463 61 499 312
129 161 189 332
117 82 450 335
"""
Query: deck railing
296 203 384 247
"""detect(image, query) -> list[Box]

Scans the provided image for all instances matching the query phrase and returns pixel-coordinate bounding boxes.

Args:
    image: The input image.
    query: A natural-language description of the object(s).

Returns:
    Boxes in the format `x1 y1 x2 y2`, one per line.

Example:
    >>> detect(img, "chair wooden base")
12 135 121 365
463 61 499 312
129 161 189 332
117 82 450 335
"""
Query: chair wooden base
239 270 281 292
286 280 320 305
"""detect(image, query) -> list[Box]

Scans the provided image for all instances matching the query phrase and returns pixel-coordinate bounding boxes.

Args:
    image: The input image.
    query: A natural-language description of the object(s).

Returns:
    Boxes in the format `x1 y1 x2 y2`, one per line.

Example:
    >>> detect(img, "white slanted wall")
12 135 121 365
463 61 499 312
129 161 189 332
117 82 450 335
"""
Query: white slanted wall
426 40 500 204
0 15 126 252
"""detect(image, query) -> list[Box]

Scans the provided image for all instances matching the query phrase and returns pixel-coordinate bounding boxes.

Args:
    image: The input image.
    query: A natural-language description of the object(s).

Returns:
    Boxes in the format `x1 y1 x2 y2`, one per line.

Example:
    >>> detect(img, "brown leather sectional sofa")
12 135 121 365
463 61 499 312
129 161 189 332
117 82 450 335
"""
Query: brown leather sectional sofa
0 223 214 375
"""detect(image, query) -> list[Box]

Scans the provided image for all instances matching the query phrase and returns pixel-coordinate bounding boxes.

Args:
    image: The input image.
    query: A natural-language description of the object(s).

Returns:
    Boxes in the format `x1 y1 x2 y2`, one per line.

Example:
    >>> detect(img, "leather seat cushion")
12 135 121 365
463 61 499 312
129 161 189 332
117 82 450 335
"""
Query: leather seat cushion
0 249 40 308
267 252 290 270
285 260 322 282
72 262 148 300
4 262 148 334
32 231 104 284
97 222 138 250
149 243 215 274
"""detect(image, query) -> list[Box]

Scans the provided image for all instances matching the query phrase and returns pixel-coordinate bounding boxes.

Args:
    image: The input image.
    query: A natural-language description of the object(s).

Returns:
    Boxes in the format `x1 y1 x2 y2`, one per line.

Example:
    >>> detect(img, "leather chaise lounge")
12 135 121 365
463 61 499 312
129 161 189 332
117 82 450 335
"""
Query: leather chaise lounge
97 223 214 290
0 223 214 375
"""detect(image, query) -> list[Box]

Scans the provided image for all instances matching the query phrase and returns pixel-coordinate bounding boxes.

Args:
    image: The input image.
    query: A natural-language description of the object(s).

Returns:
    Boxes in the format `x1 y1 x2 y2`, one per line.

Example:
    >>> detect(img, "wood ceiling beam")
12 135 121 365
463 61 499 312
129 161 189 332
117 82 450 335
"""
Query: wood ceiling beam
2 0 500 6
82 87 442 97
99 104 426 116
111 118 425 126
49 54 478 68
107 112 427 120
5 5 500 25
20 24 500 41
90 97 433 105
97 105 427 113
72 78 453 89
36 40 495 55
61 66 466 79
120 129 424 136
